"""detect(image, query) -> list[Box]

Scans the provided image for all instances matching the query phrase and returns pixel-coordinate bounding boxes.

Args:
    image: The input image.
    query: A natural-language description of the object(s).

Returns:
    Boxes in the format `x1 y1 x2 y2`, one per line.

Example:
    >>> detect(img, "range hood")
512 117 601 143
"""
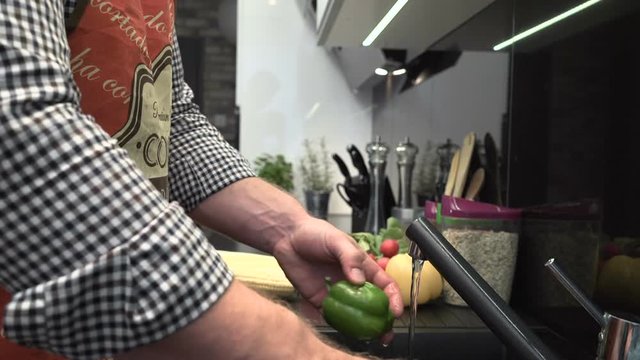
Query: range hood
332 45 461 93
312 0 491 92
316 0 496 50
332 47 406 92
399 49 462 93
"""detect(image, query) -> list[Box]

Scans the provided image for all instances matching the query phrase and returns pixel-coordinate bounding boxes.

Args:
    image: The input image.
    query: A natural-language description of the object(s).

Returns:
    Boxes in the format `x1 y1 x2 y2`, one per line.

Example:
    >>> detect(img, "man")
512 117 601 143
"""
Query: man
0 1 403 359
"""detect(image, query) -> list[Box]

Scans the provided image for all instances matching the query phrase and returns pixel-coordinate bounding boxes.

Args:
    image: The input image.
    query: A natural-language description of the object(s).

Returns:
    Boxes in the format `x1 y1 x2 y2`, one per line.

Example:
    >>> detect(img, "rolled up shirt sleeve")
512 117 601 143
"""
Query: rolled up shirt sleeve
1 1 233 359
4 204 233 358
168 32 255 212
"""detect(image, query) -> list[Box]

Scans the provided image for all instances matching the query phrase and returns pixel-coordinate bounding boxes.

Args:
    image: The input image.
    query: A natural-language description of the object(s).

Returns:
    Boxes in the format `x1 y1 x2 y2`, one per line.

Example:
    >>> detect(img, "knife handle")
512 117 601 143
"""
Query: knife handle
347 145 369 183
332 154 352 185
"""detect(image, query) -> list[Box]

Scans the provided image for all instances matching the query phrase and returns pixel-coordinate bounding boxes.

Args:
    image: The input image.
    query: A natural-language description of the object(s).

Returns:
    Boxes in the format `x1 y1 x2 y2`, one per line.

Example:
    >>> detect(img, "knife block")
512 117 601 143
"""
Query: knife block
349 176 396 233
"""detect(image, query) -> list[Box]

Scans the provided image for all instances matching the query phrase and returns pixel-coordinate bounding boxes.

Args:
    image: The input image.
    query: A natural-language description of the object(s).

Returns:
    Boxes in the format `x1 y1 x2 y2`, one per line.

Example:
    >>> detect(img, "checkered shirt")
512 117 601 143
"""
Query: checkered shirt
0 0 255 359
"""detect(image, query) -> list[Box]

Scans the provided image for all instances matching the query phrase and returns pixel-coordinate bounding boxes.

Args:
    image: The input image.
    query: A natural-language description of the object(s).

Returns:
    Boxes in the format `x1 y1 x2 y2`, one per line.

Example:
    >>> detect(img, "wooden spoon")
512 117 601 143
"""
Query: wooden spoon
444 149 460 197
453 132 476 198
465 168 485 200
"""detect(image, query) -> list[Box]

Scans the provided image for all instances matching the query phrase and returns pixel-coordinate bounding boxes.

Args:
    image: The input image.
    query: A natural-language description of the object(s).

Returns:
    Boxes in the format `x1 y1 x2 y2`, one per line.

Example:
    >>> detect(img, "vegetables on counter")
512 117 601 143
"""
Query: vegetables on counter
385 254 443 306
595 254 640 314
351 216 410 259
322 280 395 340
380 239 399 258
349 216 444 306
376 257 390 270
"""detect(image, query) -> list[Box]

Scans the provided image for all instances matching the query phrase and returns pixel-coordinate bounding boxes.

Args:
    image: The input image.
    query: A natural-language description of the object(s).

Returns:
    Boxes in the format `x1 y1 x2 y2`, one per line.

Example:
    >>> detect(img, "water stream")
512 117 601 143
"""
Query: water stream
408 258 425 360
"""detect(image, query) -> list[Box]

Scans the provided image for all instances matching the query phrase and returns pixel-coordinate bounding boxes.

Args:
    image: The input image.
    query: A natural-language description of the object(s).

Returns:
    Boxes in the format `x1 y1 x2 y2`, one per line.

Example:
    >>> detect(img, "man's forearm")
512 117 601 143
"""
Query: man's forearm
189 177 309 253
114 280 363 360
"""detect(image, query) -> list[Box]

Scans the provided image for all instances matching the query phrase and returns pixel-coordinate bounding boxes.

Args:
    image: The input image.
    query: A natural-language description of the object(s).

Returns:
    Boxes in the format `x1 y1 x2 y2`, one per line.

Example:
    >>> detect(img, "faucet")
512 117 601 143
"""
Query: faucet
405 217 561 360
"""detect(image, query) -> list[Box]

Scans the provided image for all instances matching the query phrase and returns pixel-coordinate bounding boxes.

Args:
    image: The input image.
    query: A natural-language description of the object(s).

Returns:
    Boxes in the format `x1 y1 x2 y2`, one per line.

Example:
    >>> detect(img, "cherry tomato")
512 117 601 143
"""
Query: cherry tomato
376 257 390 270
380 239 399 258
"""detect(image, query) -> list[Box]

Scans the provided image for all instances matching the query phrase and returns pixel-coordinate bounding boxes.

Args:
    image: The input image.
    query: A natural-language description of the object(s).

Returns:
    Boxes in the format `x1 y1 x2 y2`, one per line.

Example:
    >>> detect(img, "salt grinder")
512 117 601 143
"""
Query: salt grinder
364 136 389 234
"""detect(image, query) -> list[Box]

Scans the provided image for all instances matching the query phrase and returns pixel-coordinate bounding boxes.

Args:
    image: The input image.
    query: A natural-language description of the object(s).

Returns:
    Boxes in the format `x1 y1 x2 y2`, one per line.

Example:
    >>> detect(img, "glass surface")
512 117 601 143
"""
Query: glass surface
506 0 640 354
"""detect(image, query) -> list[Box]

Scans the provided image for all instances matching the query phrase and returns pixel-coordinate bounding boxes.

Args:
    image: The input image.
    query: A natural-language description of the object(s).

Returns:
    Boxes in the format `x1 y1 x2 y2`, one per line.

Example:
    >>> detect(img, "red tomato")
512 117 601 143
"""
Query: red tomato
380 239 399 258
376 257 390 270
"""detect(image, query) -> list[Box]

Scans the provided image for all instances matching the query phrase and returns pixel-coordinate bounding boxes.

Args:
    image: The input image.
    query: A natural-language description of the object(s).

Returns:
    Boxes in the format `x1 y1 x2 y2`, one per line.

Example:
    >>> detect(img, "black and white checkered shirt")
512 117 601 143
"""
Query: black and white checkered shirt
0 1 255 359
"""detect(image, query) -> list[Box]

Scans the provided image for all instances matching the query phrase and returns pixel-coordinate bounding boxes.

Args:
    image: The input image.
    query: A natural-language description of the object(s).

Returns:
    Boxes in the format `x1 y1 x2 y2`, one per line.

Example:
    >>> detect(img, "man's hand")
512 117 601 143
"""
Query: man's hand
189 177 404 327
272 216 403 317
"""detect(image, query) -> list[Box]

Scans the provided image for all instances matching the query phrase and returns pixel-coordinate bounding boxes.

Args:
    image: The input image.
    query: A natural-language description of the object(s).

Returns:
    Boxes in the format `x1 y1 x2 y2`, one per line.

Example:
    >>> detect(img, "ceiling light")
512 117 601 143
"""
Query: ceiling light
375 68 389 76
493 0 601 51
392 68 406 76
362 0 409 47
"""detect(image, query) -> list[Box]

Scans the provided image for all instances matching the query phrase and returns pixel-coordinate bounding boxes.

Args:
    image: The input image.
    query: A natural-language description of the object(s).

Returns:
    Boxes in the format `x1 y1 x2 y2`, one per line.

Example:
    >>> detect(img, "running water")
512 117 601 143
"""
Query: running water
408 258 425 360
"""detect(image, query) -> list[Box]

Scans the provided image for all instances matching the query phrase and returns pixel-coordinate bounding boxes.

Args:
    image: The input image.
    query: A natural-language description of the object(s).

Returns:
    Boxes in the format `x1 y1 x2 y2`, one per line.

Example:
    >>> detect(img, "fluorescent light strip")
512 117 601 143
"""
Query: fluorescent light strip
493 0 601 51
362 0 409 46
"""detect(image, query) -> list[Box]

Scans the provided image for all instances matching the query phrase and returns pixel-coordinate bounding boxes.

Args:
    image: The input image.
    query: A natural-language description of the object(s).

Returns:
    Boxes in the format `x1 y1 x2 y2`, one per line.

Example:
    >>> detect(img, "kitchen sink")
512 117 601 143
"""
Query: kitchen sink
314 303 594 360
320 326 589 359
320 328 506 360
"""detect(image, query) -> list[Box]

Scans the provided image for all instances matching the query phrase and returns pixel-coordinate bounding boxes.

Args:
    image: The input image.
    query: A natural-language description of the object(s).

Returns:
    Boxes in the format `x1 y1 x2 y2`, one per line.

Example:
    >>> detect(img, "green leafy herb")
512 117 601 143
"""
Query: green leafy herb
254 154 294 192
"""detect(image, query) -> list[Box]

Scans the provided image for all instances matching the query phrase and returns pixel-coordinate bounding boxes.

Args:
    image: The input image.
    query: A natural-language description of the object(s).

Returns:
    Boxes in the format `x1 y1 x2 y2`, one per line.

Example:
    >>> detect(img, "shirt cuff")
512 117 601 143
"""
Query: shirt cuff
168 126 256 212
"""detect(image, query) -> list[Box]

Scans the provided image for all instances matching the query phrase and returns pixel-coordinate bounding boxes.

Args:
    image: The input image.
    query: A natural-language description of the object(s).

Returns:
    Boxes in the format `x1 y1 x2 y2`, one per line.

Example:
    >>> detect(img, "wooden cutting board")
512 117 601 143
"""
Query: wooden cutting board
453 132 476 198
444 149 460 197
465 168 485 200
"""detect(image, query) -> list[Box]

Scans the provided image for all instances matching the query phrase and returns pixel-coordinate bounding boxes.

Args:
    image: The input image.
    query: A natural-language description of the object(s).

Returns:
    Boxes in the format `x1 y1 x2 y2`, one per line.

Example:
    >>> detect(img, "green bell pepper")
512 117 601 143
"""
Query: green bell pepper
322 280 394 340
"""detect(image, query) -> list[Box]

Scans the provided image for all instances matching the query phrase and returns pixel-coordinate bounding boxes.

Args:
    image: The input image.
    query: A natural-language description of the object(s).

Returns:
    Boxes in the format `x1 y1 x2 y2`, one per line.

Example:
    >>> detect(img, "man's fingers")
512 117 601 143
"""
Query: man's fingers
384 282 404 317
363 257 404 316
326 234 368 285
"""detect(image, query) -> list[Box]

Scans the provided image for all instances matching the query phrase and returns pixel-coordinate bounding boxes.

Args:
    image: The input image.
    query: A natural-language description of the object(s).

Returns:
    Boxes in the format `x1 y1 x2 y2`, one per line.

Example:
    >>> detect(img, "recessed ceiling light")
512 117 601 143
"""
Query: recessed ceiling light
362 0 409 47
493 0 601 51
375 68 389 76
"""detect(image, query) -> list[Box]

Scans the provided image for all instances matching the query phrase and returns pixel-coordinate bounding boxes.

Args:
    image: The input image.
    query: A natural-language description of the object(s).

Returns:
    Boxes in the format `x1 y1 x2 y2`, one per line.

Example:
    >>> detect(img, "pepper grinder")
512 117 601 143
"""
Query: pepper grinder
364 136 389 234
392 137 421 227
396 137 418 208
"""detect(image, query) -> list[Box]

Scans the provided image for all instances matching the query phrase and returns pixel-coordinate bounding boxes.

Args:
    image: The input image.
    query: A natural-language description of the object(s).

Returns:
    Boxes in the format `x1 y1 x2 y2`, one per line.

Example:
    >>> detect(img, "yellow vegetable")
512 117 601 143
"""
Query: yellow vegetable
595 255 640 314
385 253 443 306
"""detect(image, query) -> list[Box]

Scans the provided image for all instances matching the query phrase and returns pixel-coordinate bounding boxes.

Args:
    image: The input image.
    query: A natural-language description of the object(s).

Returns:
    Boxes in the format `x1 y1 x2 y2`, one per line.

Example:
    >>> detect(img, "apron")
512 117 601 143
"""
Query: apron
1 0 175 357
67 0 175 197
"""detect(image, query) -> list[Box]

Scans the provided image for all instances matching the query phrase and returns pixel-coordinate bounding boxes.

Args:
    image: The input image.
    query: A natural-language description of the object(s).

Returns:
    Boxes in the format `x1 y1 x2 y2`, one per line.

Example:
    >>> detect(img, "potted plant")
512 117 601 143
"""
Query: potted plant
414 141 439 206
299 137 333 219
254 154 294 192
